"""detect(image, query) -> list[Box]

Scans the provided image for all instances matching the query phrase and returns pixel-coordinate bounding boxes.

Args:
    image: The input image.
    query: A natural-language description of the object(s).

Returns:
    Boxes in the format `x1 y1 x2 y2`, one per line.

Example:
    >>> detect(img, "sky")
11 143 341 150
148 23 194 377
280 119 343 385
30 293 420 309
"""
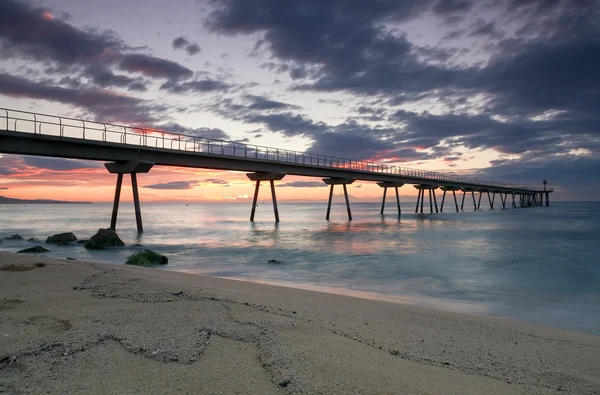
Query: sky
0 0 598 203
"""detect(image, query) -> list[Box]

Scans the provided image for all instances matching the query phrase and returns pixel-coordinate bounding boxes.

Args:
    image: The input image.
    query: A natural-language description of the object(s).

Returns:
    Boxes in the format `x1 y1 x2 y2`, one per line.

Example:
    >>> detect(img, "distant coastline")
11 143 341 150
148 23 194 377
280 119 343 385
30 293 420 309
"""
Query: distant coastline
0 195 92 204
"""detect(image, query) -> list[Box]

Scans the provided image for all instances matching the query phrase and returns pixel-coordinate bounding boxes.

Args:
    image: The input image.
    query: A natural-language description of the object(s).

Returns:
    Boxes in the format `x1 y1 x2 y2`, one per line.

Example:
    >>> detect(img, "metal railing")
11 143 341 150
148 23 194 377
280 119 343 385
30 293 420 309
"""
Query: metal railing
0 108 538 190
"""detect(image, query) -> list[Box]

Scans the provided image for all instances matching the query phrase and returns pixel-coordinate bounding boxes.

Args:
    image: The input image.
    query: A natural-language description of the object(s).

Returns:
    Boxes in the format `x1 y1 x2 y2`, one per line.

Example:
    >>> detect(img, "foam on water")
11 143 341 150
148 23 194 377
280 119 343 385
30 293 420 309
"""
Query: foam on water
1 201 598 334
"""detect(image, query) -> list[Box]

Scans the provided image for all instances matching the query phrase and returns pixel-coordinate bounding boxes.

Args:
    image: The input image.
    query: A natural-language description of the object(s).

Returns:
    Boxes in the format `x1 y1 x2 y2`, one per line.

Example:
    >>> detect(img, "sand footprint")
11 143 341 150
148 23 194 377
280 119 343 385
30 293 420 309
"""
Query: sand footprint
27 315 72 334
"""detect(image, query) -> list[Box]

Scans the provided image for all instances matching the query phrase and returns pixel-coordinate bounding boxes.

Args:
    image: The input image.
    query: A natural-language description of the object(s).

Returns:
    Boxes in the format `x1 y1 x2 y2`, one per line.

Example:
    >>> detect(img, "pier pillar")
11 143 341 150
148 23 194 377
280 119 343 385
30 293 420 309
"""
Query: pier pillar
477 191 483 210
131 173 143 233
471 191 477 211
246 172 286 222
110 173 123 230
414 185 439 214
440 186 461 212
105 161 154 233
378 182 404 216
323 178 355 220
461 190 466 211
545 191 550 206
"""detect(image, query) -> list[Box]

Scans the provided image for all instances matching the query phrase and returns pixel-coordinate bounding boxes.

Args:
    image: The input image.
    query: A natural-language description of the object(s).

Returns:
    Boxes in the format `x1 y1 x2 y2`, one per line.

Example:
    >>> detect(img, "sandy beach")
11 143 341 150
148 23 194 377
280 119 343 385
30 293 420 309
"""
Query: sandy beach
0 252 598 394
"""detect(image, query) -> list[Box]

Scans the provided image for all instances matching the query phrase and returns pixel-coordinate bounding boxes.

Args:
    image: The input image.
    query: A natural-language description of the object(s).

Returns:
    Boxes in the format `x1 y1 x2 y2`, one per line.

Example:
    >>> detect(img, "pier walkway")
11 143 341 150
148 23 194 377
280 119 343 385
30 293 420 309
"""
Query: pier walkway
0 108 552 232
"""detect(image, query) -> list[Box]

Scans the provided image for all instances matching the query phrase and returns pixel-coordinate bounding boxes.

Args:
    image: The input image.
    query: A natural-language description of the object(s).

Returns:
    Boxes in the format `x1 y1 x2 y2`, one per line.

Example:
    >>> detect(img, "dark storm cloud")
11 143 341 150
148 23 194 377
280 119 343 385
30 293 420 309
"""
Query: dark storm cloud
22 157 100 171
0 0 195 85
119 54 193 80
0 0 124 65
160 79 231 94
206 0 470 97
143 180 199 190
0 73 159 124
279 181 326 188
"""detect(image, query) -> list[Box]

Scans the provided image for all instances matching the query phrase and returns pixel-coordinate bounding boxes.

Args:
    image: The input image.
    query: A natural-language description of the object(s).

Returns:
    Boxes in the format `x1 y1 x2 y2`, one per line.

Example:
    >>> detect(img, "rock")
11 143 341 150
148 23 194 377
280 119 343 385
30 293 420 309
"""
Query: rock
84 229 125 250
34 263 45 268
27 237 41 243
46 232 77 244
4 234 23 240
57 242 73 246
267 259 281 264
77 239 89 244
66 257 77 261
17 246 50 253
125 249 168 268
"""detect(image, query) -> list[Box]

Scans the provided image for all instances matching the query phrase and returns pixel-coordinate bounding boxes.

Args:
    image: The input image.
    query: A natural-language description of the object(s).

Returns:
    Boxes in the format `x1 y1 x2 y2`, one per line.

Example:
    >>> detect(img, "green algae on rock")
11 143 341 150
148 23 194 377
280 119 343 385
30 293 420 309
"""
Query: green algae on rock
125 249 168 267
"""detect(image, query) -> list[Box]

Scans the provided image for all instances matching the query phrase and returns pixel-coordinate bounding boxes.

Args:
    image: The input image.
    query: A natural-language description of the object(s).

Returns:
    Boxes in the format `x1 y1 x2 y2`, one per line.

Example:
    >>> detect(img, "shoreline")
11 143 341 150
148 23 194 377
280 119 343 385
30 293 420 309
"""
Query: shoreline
1 252 599 393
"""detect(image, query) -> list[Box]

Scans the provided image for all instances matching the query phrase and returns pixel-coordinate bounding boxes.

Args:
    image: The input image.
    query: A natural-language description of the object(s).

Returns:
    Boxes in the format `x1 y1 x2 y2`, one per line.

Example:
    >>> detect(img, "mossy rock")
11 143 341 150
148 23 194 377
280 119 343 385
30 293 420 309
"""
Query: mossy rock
4 234 23 240
18 246 50 253
46 232 77 244
125 249 168 268
84 228 124 250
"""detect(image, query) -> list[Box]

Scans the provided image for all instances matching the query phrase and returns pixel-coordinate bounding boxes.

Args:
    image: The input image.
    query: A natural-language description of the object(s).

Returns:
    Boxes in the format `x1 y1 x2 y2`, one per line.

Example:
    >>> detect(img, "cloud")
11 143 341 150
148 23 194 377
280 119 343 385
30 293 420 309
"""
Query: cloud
279 181 325 188
246 95 299 110
158 123 229 140
173 36 201 56
172 36 190 49
0 187 8 190
21 157 101 171
0 0 124 65
119 54 193 80
185 43 201 56
143 180 199 190
160 79 231 93
201 178 228 185
0 72 158 123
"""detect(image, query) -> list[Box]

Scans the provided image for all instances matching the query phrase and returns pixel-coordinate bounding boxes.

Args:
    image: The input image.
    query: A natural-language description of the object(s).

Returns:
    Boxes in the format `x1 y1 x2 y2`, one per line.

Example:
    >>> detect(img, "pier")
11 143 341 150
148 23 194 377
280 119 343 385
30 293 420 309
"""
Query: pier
0 108 552 232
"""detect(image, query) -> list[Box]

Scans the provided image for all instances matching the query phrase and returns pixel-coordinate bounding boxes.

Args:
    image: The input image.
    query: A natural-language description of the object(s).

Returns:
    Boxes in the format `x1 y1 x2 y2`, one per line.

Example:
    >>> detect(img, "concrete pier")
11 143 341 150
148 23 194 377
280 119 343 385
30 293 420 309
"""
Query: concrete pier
378 182 404 216
414 185 439 214
246 172 286 222
105 161 154 233
323 178 355 220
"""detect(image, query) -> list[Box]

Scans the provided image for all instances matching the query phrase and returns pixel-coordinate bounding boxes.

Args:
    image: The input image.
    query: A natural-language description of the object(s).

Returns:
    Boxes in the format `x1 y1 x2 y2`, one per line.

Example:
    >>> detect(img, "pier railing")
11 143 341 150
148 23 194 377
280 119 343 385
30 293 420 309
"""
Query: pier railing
1 108 534 190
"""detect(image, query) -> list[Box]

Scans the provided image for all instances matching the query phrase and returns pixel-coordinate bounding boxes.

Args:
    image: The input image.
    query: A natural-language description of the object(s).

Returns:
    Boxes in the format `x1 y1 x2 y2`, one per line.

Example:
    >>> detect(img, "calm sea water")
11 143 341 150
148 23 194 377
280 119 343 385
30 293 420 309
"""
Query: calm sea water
1 201 598 335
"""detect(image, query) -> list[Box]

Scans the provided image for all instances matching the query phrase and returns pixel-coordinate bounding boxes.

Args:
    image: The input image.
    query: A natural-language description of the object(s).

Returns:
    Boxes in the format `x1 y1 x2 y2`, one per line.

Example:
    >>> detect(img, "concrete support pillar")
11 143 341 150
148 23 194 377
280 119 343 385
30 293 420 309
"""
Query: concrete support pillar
461 191 466 211
105 161 154 233
414 185 439 214
477 191 483 210
453 191 459 212
471 191 477 211
110 173 123 231
131 173 143 233
440 190 446 212
545 191 550 206
378 182 404 216
246 172 286 222
250 180 260 222
512 193 516 208
323 178 355 220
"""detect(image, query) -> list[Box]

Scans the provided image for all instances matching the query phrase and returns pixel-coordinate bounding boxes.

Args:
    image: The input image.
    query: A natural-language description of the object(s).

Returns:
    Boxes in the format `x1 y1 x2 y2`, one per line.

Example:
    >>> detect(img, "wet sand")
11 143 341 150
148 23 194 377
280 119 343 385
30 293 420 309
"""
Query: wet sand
1 252 599 394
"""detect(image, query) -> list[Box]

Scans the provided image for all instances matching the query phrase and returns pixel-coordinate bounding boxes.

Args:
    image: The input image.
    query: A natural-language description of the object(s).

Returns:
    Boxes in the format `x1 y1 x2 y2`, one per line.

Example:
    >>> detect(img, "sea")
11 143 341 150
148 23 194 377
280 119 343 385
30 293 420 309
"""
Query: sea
1 200 598 335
